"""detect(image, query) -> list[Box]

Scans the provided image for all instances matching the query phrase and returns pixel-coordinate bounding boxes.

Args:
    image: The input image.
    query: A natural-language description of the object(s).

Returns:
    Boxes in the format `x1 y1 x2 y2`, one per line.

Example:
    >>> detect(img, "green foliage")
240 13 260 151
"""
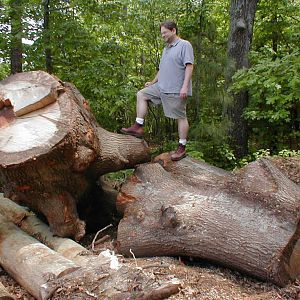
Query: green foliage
0 62 9 80
230 49 300 151
103 169 134 189
231 50 300 122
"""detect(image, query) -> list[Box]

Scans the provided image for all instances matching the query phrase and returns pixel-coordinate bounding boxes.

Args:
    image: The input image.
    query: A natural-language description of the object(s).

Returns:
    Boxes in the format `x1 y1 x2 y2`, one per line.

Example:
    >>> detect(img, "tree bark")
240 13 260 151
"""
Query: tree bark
225 0 259 158
0 71 150 240
0 194 90 265
0 214 80 300
117 154 300 286
0 194 181 299
9 0 23 74
43 0 53 74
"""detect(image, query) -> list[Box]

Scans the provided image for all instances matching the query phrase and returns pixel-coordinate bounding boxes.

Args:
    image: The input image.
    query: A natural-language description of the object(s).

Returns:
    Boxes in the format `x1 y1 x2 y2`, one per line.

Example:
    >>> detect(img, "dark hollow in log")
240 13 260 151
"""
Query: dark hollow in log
0 71 150 240
117 155 300 286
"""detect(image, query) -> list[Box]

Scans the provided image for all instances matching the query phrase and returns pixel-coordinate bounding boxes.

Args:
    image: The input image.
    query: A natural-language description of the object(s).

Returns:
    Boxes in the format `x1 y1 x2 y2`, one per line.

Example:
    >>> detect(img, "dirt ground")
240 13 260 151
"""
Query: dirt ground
0 156 299 299
1 235 300 300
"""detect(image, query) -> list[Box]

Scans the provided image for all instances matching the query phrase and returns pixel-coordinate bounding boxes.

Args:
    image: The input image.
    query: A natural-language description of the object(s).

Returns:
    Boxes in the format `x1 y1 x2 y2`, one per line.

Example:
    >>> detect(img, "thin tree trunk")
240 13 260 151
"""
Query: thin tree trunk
43 0 53 73
225 0 259 158
9 0 23 74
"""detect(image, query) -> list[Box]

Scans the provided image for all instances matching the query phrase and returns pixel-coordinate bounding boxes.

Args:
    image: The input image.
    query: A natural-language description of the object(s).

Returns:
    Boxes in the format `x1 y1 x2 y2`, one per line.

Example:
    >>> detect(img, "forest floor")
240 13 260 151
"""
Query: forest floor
0 156 299 300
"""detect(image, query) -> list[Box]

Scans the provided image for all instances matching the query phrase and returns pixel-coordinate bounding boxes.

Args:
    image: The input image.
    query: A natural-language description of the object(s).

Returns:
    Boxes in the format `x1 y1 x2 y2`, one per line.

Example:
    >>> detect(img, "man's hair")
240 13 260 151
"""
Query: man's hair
160 20 178 34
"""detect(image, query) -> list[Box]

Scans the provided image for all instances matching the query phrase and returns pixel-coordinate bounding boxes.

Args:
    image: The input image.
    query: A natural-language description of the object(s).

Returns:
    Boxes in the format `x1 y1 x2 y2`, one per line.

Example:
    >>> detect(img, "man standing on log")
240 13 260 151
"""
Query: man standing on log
121 20 194 161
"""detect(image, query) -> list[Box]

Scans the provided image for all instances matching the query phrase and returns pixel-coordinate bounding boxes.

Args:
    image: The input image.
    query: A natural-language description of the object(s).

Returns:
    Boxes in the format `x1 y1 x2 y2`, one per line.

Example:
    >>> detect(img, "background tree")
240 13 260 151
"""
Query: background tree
9 0 23 73
225 0 259 158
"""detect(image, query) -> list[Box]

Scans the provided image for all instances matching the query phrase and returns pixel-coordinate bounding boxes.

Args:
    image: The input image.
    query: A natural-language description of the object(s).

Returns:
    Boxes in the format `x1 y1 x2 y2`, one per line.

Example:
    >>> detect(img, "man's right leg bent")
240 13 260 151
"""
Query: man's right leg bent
121 83 161 138
120 90 148 138
136 90 149 121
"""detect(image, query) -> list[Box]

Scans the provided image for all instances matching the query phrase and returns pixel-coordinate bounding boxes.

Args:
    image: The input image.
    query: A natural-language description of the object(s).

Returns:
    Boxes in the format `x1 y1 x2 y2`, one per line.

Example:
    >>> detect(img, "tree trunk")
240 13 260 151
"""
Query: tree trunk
43 0 53 74
0 71 150 241
225 0 259 158
0 214 80 300
9 0 23 74
117 154 300 286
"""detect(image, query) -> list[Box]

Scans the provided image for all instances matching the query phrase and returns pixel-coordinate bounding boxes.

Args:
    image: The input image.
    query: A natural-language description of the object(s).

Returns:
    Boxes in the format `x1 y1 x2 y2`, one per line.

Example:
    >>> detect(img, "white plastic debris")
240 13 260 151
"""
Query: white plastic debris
100 249 120 270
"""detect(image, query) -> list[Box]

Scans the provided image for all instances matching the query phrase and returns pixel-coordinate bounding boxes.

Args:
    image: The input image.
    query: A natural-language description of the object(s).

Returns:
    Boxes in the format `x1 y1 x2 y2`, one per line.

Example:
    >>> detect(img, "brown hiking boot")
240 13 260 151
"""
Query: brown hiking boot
120 122 144 138
171 143 186 161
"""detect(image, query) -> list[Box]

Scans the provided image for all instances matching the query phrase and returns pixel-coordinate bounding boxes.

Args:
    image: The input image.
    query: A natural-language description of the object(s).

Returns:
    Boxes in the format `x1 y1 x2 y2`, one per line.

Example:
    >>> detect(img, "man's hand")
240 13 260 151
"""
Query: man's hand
180 86 188 100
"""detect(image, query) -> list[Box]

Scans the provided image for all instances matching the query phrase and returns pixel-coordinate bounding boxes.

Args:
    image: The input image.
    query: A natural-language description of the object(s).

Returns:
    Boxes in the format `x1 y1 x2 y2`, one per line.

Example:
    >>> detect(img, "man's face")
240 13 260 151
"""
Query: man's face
160 26 176 44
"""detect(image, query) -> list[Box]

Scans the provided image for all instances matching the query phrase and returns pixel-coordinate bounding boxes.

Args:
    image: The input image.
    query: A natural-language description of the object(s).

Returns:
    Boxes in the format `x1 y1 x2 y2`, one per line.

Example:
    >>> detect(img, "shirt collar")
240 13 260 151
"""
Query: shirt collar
167 38 180 48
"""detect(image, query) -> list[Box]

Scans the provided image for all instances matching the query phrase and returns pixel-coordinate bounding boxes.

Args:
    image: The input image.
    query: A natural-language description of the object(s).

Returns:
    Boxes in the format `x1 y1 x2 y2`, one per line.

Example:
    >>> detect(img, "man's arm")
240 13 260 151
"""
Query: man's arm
180 64 194 100
145 71 159 87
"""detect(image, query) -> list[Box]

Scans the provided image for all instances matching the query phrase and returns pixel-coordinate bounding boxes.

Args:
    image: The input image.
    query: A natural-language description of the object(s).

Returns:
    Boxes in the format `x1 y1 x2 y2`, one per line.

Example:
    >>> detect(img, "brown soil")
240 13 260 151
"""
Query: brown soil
1 239 300 299
0 156 299 299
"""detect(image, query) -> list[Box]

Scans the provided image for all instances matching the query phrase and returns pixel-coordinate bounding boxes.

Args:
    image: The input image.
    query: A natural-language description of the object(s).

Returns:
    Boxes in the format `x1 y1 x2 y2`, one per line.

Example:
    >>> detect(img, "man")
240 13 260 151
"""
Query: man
121 20 194 161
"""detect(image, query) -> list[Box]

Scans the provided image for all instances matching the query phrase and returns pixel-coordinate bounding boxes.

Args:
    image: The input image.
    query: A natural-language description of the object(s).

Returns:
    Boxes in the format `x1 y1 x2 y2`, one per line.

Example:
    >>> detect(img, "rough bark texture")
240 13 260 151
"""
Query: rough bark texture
226 0 259 158
0 214 80 300
0 195 181 299
117 154 300 286
9 0 23 74
0 194 90 266
0 71 150 240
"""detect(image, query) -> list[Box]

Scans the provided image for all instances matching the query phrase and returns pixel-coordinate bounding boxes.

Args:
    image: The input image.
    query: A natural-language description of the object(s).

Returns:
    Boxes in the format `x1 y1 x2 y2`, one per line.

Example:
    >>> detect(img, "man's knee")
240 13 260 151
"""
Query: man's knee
137 90 146 100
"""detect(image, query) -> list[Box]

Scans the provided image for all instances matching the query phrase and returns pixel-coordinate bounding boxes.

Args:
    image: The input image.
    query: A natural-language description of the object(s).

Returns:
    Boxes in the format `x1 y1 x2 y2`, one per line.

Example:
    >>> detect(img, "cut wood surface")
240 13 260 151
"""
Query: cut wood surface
0 282 14 300
117 155 300 286
0 71 150 240
0 72 62 117
0 214 80 300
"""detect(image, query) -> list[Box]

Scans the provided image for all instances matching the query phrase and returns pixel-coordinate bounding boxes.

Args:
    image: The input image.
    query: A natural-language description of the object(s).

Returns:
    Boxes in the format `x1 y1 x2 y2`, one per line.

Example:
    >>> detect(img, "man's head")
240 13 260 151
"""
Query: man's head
160 20 178 44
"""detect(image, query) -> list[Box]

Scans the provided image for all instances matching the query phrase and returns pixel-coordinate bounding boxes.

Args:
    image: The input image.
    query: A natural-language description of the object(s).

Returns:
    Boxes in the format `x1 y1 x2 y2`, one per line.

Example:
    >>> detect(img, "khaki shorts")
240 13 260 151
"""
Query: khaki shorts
140 83 187 119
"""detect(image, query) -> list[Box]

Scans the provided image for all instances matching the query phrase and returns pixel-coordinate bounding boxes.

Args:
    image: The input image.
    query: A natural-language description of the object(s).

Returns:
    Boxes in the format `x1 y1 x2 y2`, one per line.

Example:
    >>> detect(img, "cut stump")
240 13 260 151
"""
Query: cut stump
0 71 150 240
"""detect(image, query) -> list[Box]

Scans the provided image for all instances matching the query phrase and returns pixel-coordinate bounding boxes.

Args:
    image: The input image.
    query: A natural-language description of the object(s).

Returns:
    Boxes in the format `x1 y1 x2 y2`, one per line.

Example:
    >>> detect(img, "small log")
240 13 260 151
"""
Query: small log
0 214 80 300
0 193 29 224
117 156 300 286
0 71 150 240
0 194 89 266
0 282 14 300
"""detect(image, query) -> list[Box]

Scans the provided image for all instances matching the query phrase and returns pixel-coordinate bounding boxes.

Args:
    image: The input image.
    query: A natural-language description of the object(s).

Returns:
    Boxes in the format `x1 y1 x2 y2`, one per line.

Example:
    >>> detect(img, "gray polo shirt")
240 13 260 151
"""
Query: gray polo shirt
158 38 194 96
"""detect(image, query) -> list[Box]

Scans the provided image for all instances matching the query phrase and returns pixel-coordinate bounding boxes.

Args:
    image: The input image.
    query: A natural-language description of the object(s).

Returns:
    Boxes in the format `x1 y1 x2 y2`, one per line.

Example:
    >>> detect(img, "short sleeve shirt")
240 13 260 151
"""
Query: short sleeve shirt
158 38 194 96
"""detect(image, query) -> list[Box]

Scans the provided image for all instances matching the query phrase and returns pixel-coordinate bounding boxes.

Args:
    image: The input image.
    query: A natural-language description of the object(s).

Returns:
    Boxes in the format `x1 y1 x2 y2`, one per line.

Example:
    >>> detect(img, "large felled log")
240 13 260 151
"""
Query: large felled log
0 71 150 240
117 155 300 286
0 214 80 300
